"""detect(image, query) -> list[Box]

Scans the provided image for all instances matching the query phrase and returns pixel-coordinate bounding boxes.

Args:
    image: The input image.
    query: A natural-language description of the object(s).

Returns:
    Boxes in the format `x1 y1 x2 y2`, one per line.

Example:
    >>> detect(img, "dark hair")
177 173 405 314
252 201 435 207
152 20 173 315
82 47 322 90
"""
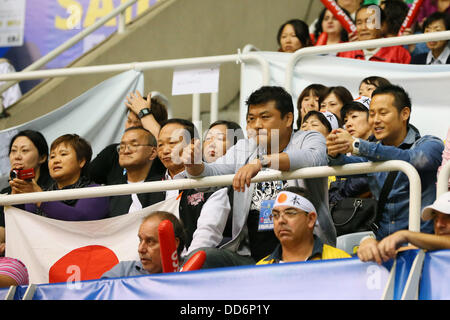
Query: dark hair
340 101 369 121
282 186 307 197
141 96 169 125
159 118 199 142
314 7 351 43
423 12 450 31
207 120 244 146
9 130 49 177
277 19 312 50
124 126 157 147
372 84 412 124
360 76 391 91
296 84 328 128
318 86 354 109
381 0 409 36
143 211 187 257
246 86 294 125
50 134 92 177
302 110 341 134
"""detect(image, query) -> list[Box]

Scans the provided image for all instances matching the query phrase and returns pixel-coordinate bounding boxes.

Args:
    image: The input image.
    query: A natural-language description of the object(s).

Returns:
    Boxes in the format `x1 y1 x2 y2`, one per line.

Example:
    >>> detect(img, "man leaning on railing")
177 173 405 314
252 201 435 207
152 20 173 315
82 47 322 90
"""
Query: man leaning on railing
326 84 444 259
182 85 334 269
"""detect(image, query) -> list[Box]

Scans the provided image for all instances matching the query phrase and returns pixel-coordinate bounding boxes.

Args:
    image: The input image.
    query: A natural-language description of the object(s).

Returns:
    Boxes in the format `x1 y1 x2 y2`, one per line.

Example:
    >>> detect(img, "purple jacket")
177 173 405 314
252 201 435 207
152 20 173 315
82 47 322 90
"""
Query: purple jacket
25 184 109 221
416 0 450 25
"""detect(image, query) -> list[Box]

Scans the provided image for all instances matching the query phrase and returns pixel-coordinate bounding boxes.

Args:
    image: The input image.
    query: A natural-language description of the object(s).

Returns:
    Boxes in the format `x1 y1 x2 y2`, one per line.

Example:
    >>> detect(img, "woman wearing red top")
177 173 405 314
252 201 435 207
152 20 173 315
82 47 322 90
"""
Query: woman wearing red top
337 4 411 64
313 7 351 46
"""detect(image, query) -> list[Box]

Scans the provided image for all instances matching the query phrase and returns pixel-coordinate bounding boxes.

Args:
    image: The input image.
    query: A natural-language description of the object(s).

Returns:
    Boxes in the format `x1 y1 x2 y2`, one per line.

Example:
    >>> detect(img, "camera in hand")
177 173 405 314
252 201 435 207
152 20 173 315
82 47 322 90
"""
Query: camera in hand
10 168 35 181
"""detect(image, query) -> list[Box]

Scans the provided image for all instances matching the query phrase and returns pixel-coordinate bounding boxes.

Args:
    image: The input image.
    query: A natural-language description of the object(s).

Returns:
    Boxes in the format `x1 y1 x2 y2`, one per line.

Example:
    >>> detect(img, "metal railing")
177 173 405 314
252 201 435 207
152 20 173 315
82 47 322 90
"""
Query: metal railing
3 29 450 128
0 0 141 114
283 30 450 95
0 53 270 127
0 160 423 232
437 161 450 197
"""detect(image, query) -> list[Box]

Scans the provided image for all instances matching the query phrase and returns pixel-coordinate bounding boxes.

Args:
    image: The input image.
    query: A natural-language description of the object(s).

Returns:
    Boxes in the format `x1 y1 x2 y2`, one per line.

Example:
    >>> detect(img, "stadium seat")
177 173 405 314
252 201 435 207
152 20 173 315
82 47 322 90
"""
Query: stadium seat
336 231 375 255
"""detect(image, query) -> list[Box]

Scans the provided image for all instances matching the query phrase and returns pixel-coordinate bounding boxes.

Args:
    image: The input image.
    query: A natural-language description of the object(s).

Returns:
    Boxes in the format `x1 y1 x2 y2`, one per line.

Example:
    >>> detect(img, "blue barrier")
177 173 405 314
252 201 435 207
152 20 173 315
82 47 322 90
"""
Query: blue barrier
419 249 450 300
0 287 9 300
12 257 389 300
7 250 450 300
391 249 420 300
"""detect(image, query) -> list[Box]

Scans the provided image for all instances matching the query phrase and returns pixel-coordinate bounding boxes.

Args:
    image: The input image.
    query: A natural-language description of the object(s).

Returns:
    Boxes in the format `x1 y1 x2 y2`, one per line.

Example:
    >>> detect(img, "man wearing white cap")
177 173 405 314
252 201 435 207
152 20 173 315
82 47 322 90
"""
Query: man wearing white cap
257 187 350 264
358 192 450 265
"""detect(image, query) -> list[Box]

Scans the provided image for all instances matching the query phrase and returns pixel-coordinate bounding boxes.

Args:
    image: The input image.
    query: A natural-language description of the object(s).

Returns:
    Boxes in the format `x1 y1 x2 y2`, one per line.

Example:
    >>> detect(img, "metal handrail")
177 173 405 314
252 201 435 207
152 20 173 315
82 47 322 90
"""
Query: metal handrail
0 53 270 123
284 30 450 94
437 161 450 197
0 160 423 232
0 53 270 83
0 0 139 100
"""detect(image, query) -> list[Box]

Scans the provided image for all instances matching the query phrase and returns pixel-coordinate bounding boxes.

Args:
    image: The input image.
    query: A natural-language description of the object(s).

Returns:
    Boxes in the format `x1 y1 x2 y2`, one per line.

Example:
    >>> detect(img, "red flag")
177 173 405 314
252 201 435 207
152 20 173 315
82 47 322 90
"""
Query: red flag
180 250 206 272
315 32 328 46
398 0 425 35
158 220 179 273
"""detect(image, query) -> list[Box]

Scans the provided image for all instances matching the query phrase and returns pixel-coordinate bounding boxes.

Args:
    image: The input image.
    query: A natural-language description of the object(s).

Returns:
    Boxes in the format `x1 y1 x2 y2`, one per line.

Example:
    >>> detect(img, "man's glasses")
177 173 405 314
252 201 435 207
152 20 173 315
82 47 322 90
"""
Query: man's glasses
270 208 307 220
117 143 154 153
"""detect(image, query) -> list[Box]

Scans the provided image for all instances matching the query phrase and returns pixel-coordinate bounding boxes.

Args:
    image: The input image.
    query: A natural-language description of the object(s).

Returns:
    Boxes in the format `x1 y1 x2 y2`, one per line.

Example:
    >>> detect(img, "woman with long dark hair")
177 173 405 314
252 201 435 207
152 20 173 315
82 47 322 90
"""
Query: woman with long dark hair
313 7 351 46
277 19 312 53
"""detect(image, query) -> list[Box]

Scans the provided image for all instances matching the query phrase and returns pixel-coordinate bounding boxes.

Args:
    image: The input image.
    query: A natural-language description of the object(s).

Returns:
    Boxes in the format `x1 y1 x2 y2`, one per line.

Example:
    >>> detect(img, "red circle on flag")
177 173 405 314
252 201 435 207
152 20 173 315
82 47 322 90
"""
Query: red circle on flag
49 245 119 283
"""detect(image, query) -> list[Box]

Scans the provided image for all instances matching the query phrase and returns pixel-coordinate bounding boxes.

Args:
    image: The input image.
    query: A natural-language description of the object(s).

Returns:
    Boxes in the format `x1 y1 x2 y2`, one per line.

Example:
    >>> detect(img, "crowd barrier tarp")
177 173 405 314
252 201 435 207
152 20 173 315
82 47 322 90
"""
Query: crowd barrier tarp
419 249 450 299
0 287 9 300
241 52 450 139
391 249 420 300
11 257 390 300
0 69 143 189
4 197 179 285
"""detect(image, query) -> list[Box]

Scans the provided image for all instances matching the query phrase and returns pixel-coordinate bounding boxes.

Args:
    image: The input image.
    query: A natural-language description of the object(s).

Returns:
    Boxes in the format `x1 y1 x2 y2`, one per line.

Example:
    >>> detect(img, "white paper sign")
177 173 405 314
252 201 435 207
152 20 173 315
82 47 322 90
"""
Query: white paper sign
172 65 220 95
0 0 26 47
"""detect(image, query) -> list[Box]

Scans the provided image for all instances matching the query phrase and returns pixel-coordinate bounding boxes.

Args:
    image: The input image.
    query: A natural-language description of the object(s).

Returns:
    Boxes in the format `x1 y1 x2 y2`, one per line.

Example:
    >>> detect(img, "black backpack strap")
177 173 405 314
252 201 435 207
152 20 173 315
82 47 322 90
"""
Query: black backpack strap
370 171 397 233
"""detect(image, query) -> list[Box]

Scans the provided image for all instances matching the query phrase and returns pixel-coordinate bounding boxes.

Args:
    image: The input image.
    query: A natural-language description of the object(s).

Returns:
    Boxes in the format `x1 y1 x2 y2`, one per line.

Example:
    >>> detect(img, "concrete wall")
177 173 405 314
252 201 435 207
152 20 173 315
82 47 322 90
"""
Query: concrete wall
0 0 324 132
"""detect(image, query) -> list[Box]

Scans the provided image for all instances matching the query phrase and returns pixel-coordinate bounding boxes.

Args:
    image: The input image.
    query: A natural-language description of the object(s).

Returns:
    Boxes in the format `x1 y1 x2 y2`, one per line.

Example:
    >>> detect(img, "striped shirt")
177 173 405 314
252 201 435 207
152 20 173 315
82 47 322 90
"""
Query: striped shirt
0 257 29 286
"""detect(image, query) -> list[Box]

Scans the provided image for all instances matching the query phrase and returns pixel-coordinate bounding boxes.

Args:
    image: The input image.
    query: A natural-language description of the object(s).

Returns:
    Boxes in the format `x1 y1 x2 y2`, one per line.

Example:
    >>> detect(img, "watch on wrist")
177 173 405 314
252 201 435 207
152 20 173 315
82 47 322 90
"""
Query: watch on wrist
138 108 152 119
259 155 270 168
352 138 361 155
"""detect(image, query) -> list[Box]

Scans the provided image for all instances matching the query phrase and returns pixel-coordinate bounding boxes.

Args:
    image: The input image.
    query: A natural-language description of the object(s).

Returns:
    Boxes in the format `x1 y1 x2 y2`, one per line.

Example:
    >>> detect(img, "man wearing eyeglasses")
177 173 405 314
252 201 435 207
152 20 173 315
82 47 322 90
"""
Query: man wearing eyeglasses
88 91 167 188
257 187 350 264
107 126 165 217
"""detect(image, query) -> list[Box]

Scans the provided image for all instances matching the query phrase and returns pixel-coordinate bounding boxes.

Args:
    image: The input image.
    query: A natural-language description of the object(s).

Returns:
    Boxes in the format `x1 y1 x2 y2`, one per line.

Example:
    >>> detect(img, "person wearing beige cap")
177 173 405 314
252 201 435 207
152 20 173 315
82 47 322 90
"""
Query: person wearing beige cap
358 192 450 265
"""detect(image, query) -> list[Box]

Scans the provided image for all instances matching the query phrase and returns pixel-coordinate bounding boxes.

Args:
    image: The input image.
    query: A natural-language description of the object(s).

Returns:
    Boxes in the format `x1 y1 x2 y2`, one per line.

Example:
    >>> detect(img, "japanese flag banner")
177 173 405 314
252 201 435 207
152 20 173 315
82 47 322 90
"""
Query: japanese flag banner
4 196 180 284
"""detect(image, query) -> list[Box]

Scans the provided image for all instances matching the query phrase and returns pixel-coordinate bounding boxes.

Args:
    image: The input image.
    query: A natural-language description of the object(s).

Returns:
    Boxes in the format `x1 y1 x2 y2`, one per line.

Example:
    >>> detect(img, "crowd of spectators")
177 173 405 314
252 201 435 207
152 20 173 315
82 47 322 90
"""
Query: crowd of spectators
1 0 450 289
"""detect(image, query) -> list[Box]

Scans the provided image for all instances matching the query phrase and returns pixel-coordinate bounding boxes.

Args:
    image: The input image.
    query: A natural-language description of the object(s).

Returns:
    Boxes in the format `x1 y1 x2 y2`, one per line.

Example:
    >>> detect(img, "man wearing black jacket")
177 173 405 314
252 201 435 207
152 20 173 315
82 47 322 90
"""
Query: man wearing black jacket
106 126 165 217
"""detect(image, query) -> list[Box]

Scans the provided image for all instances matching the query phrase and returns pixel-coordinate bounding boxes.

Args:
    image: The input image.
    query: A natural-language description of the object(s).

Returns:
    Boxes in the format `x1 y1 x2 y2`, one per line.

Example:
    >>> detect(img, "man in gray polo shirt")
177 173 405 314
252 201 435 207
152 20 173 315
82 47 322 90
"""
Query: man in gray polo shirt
101 211 186 278
182 86 334 268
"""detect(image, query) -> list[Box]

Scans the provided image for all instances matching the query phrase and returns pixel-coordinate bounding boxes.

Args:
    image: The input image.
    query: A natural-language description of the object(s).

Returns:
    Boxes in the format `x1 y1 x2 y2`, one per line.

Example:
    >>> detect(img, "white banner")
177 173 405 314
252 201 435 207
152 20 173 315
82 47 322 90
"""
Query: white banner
240 52 450 140
0 69 144 188
5 196 180 285
0 0 26 47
